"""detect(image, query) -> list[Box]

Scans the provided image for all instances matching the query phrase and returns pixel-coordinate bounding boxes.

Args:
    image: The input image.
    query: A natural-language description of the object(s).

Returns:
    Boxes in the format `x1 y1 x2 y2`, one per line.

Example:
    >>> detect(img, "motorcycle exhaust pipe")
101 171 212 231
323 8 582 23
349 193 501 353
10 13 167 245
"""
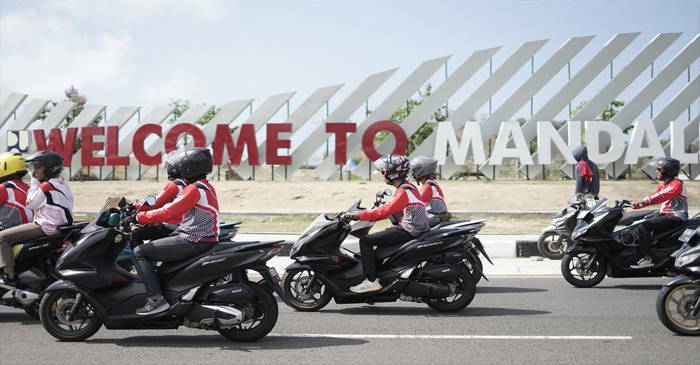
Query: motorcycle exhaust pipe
1 289 40 306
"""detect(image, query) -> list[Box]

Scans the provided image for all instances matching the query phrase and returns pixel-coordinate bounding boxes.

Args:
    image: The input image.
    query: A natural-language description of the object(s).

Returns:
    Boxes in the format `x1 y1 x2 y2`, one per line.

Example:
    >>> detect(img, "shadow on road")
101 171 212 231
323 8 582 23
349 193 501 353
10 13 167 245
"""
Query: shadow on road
319 306 550 317
593 284 663 291
87 334 366 351
477 286 548 294
0 312 41 326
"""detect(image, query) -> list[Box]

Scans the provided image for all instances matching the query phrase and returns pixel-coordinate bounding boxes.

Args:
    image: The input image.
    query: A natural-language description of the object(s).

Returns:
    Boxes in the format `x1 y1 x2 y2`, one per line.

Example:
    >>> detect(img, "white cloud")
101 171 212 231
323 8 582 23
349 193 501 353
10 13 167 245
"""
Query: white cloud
44 0 229 24
0 8 132 100
139 68 203 106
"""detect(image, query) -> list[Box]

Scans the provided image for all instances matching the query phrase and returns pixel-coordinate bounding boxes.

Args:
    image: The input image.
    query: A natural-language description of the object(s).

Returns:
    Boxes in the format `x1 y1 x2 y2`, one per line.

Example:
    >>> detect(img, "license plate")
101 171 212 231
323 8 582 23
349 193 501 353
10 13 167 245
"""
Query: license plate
679 229 696 243
268 267 281 283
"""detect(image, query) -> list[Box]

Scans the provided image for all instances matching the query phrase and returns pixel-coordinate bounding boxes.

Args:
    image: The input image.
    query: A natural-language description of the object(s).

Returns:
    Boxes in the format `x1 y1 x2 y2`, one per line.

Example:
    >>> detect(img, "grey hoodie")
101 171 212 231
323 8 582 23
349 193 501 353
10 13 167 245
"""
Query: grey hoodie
573 146 600 197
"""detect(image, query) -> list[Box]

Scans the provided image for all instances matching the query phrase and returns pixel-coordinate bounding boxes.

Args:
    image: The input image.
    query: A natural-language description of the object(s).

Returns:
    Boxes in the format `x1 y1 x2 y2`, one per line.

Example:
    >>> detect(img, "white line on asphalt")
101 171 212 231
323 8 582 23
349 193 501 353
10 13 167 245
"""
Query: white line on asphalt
268 334 633 340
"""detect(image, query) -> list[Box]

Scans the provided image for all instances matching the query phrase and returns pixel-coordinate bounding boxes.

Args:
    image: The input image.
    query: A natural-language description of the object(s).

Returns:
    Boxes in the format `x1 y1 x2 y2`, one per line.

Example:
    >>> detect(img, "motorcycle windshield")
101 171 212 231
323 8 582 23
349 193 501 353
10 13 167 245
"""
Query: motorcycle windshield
300 214 332 238
81 197 123 234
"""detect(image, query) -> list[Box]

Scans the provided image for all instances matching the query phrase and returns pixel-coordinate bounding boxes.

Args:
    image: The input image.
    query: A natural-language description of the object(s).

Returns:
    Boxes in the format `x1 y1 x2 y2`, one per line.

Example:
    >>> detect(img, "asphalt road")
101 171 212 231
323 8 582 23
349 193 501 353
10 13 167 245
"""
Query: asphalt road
1 277 695 365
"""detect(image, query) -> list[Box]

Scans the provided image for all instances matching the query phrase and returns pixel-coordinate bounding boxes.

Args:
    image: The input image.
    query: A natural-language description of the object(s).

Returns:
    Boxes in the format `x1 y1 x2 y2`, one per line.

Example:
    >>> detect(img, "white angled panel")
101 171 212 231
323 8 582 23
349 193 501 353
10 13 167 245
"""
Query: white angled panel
98 106 141 179
606 73 700 177
474 36 596 178
0 93 28 127
188 99 254 149
287 68 398 177
0 99 49 152
128 104 214 179
65 105 107 178
314 55 452 180
503 33 640 175
553 33 683 178
27 101 77 153
598 34 700 178
409 40 549 172
352 47 500 179
236 84 343 180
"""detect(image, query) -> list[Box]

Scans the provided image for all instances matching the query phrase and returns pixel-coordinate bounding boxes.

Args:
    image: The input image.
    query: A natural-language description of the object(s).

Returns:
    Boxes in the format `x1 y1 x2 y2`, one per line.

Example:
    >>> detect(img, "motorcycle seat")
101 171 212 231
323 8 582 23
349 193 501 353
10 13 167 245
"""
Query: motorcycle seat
157 242 242 276
433 220 470 229
220 221 243 230
374 229 452 260
651 218 700 245
58 222 89 235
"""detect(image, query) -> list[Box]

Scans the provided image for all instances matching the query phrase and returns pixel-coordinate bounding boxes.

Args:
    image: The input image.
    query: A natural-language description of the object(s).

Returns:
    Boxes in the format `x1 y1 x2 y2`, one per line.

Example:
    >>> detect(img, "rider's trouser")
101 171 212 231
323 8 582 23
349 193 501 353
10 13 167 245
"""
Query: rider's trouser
359 226 414 282
637 213 684 256
0 223 47 268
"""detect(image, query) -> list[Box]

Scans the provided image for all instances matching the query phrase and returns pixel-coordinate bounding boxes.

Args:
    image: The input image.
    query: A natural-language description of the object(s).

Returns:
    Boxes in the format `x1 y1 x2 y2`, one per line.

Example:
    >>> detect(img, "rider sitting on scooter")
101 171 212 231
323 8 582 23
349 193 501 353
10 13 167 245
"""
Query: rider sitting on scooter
0 151 73 287
410 156 450 227
127 147 220 315
0 153 33 232
129 151 188 251
630 157 688 269
342 154 430 293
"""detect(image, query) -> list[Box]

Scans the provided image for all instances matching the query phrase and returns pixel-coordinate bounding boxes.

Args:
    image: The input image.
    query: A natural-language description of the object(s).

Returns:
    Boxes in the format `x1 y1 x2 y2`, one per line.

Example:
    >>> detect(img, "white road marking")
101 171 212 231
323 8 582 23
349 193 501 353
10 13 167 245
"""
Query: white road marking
268 334 633 340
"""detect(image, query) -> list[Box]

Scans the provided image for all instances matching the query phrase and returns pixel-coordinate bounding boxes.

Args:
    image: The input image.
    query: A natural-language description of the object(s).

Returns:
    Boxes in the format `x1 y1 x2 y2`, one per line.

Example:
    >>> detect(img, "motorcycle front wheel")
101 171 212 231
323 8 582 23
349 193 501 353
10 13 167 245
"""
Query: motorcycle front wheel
282 268 332 311
427 268 476 312
537 231 571 260
656 284 700 336
561 251 607 288
40 290 102 342
218 282 278 342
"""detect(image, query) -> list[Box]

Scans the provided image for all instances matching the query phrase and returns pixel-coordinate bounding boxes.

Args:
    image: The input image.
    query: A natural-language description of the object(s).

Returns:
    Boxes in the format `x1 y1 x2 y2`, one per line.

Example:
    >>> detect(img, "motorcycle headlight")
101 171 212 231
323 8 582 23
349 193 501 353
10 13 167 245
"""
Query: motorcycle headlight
676 252 700 267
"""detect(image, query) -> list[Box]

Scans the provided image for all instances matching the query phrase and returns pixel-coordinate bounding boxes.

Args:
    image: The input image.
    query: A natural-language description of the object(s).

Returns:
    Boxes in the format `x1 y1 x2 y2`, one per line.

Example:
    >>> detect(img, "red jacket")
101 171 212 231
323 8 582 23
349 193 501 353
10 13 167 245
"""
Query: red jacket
0 180 32 230
136 179 186 212
137 180 220 242
635 178 688 220
359 181 430 237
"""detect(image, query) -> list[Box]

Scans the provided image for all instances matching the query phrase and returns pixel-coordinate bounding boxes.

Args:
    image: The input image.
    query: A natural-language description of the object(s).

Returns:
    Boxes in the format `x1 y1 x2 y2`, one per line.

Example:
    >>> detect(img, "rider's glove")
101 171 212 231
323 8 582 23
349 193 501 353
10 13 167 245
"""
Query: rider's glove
121 216 138 228
341 213 360 223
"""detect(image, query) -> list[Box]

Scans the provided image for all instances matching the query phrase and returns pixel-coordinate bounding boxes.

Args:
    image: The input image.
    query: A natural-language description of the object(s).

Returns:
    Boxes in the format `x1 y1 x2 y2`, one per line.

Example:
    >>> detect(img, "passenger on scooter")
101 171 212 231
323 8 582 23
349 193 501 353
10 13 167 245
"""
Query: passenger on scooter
341 154 430 293
127 147 220 315
410 156 450 227
0 153 32 231
630 157 688 269
573 146 600 200
129 151 188 251
0 151 73 286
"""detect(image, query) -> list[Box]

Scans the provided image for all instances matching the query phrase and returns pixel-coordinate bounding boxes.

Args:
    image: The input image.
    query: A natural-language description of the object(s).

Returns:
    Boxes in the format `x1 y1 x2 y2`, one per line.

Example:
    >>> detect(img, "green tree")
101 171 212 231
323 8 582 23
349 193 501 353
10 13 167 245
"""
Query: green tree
167 98 222 145
371 84 447 155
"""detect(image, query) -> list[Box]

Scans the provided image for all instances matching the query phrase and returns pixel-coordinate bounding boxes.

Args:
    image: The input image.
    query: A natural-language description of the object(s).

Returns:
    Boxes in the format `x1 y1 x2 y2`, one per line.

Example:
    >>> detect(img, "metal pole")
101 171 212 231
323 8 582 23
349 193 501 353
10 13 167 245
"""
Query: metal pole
568 62 572 118
530 57 534 117
489 58 492 115
444 61 449 118
650 62 654 118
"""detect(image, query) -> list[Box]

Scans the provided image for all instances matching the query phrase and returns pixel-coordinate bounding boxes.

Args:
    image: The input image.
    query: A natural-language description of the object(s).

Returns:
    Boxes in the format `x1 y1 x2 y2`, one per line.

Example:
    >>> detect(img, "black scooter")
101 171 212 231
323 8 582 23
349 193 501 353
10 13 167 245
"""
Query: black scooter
561 198 700 288
0 221 88 319
656 226 700 336
39 197 289 342
282 190 484 313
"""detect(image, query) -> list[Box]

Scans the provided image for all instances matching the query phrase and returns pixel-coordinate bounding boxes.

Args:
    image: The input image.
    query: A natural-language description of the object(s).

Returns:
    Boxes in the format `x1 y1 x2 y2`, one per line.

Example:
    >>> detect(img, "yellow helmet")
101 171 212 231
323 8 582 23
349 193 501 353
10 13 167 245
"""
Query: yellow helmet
0 152 28 181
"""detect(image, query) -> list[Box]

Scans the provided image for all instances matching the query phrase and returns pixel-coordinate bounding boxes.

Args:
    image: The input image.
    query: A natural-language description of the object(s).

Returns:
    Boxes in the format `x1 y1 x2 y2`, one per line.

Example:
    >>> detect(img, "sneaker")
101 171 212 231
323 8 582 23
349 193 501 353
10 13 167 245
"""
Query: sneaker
0 273 17 288
350 279 381 293
136 296 170 315
630 258 654 269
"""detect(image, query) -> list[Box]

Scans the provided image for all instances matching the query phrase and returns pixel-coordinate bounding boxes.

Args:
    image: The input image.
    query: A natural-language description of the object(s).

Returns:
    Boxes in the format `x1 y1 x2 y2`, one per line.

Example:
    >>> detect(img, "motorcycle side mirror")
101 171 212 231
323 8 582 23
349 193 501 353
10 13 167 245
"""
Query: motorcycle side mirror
117 197 127 208
384 189 392 197
375 190 385 198
144 196 157 207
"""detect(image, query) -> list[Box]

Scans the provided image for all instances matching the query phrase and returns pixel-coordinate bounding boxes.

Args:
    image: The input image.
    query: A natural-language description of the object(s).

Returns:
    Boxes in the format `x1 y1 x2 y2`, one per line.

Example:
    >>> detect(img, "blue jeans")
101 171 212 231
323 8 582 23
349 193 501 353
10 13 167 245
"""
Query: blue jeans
131 235 215 296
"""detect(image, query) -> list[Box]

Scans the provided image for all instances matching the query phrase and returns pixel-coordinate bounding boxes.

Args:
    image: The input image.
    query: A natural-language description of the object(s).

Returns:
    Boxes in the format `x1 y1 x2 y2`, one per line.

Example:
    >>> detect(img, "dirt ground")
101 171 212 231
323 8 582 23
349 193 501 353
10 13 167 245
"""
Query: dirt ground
70 179 700 214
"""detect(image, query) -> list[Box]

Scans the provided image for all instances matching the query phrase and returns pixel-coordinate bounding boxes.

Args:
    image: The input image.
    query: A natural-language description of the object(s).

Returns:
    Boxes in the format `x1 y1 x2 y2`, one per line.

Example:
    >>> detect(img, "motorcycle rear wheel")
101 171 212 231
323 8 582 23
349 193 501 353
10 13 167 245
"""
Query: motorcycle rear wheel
561 252 607 288
537 231 571 260
40 289 102 342
282 268 332 312
218 283 278 342
656 284 700 336
427 268 476 312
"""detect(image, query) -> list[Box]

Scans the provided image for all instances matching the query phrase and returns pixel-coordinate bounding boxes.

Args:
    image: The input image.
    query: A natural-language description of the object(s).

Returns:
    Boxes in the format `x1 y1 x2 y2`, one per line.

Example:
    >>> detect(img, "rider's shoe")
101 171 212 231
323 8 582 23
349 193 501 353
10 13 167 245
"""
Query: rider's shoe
136 296 170 315
630 258 653 269
350 279 381 293
0 273 17 288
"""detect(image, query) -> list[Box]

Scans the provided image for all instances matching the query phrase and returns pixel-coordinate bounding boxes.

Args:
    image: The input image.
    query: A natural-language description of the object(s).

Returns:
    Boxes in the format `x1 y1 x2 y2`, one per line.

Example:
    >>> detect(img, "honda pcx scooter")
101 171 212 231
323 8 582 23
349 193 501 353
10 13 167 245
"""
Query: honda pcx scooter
282 190 484 313
0 221 88 319
656 226 700 336
39 197 288 342
561 198 700 288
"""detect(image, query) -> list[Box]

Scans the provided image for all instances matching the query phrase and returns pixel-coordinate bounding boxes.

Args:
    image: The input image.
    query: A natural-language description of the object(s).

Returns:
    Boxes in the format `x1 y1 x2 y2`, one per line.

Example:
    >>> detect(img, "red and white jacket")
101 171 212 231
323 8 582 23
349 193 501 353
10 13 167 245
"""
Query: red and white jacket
635 178 688 221
136 178 187 230
26 178 74 235
420 179 449 227
358 181 430 237
0 180 33 230
137 179 220 243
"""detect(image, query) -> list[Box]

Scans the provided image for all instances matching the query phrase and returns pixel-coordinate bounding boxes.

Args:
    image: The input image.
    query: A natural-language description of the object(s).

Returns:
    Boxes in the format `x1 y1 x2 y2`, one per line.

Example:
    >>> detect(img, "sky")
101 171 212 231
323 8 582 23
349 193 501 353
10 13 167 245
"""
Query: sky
1 0 699 157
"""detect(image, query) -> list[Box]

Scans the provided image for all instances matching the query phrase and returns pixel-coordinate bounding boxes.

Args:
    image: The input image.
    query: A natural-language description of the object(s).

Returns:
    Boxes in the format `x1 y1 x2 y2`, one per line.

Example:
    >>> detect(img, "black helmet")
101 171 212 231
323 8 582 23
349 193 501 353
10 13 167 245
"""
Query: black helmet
25 151 64 179
168 147 213 181
410 156 438 180
649 157 681 179
374 154 410 182
162 151 183 181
